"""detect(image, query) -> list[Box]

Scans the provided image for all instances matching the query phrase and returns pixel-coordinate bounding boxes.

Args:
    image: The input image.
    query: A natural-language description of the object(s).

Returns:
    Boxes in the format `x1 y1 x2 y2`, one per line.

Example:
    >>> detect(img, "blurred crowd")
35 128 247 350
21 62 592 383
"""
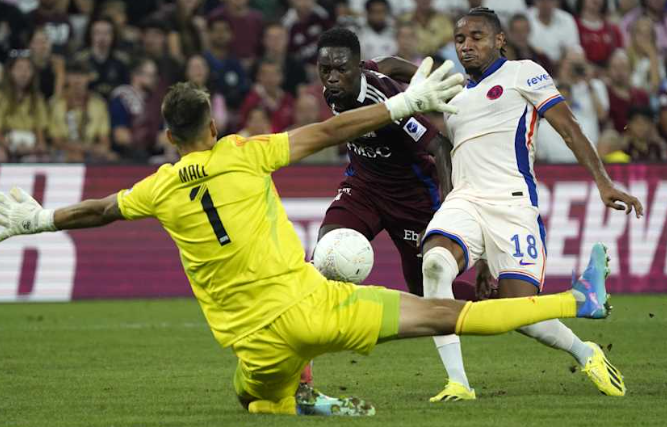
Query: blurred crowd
0 0 665 164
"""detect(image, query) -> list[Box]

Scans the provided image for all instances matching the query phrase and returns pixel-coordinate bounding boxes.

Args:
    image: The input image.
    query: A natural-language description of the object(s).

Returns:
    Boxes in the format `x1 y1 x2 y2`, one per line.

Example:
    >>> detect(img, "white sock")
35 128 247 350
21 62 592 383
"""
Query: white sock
423 247 471 389
518 320 594 366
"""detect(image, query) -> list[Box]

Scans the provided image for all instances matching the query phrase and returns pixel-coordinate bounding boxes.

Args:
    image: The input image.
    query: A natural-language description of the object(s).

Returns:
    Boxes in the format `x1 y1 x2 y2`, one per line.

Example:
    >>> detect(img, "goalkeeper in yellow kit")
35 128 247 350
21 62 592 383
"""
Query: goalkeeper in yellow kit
0 59 614 416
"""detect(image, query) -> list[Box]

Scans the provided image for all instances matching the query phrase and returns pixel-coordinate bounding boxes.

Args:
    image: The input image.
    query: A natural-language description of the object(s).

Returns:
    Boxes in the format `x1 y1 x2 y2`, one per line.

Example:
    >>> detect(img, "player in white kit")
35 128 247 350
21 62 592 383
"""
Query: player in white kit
421 8 644 401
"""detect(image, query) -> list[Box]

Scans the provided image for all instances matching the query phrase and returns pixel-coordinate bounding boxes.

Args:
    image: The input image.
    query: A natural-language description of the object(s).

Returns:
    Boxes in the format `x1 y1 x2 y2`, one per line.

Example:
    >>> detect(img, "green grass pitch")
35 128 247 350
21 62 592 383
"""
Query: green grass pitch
1 295 666 427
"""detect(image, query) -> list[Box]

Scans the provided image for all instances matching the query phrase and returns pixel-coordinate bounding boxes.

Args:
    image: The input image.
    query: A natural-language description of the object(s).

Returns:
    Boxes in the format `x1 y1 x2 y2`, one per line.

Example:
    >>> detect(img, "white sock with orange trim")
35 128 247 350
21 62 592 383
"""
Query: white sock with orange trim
518 320 594 366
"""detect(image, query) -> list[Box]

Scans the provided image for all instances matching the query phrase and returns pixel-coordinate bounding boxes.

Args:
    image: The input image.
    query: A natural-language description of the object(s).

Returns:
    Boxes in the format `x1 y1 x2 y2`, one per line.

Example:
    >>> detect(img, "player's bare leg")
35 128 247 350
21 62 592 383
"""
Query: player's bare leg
421 234 474 401
499 244 625 396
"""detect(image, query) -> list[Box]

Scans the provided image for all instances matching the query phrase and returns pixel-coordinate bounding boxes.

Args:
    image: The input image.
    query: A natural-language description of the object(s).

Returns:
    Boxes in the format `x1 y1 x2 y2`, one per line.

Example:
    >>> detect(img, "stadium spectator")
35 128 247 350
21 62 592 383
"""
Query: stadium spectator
574 0 623 67
108 58 160 160
398 0 454 57
27 0 73 55
482 0 528 27
28 26 65 99
357 0 396 60
659 84 667 139
155 0 206 64
138 18 181 91
348 0 411 16
536 83 580 163
258 21 308 96
49 60 115 162
238 58 295 132
237 106 271 136
66 0 94 48
0 53 49 163
75 16 130 100
605 49 650 133
0 2 30 63
203 16 250 109
121 0 163 28
621 0 667 54
626 15 666 95
621 106 667 161
557 46 609 145
333 0 363 31
208 0 265 67
97 0 141 53
394 21 423 65
283 0 333 66
596 129 632 163
185 54 229 133
504 13 554 75
291 92 342 163
527 0 581 63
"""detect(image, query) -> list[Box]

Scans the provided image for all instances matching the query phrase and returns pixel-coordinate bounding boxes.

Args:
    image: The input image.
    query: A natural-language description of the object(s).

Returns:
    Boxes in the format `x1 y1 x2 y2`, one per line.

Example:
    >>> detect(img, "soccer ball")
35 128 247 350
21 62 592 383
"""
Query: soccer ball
313 228 374 284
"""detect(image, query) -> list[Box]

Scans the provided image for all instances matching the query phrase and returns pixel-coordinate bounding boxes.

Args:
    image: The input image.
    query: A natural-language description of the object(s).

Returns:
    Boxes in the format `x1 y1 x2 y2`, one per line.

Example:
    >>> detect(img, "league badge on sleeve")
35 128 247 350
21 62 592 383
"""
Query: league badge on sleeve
403 118 427 142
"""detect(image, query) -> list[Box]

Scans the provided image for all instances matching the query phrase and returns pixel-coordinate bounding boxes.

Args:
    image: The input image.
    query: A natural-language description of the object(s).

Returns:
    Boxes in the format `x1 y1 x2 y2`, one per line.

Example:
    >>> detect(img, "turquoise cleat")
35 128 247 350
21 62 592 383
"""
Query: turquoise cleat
572 243 612 319
296 383 375 416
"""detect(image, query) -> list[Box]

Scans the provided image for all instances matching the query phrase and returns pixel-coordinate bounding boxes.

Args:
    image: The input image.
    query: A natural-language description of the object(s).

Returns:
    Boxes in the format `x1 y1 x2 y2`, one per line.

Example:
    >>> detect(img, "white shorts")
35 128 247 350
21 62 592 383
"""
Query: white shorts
424 198 547 290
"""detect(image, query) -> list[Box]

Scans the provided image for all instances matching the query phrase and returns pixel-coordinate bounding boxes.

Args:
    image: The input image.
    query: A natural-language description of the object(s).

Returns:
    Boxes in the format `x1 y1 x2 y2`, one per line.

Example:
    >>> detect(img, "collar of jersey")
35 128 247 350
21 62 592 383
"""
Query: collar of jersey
357 73 368 102
466 57 507 89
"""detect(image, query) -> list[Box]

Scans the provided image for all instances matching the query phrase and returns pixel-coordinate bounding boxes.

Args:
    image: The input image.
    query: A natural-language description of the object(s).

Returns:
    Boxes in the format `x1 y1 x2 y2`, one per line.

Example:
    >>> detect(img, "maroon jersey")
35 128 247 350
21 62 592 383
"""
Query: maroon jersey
325 66 441 209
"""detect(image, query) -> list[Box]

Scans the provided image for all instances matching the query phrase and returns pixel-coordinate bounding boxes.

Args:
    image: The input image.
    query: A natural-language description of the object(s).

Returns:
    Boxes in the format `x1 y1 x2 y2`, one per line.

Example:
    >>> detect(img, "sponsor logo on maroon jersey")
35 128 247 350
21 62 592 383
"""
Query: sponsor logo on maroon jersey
487 85 504 100
347 142 392 158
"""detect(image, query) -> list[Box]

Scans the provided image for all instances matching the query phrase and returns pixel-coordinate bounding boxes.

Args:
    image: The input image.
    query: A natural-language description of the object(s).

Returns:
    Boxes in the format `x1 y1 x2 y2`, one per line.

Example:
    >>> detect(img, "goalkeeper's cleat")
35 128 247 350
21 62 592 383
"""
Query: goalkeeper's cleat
296 383 375 416
572 243 611 319
581 342 626 396
429 380 476 402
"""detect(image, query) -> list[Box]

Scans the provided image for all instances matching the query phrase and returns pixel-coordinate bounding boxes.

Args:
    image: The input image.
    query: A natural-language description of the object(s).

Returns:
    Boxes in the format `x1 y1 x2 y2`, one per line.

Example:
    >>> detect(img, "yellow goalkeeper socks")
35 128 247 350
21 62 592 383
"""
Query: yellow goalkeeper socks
455 292 577 335
248 396 298 415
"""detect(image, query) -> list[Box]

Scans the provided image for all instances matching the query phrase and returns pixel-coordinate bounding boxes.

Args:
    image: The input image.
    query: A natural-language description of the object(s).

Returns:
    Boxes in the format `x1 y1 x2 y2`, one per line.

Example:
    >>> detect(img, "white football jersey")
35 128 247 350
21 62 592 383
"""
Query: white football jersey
445 58 564 207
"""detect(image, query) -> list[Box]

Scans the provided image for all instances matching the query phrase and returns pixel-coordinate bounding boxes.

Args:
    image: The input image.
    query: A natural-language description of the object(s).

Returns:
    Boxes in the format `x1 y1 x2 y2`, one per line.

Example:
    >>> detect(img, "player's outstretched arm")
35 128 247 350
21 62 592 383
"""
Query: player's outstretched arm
0 188 122 242
544 102 644 218
287 58 464 163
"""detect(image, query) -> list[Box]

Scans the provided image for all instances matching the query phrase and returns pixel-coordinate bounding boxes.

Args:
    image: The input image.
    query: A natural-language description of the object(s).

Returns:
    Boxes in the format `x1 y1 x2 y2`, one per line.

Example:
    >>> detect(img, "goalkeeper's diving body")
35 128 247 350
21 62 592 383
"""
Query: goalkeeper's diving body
0 60 614 416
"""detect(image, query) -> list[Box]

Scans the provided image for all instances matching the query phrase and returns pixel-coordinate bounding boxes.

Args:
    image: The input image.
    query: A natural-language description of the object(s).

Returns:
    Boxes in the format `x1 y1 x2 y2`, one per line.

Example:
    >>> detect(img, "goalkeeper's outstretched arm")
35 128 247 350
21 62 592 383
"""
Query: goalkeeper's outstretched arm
53 194 123 229
0 188 123 242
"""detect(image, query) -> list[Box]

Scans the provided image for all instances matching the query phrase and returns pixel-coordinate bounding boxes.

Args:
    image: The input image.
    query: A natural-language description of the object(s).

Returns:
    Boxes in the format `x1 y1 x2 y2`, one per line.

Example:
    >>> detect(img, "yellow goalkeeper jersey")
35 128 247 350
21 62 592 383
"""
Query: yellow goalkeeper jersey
116 133 325 346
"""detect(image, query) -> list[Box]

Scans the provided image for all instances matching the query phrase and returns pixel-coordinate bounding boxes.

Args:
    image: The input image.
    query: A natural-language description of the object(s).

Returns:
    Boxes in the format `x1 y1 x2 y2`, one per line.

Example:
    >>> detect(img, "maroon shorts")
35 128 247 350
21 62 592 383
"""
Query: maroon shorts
321 179 438 295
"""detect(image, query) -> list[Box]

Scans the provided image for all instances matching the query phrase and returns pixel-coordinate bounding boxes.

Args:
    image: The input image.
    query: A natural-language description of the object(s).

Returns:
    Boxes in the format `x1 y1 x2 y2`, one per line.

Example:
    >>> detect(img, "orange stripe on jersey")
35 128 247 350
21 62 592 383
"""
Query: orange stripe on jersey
526 109 538 149
536 94 561 111
538 246 547 286
232 134 272 147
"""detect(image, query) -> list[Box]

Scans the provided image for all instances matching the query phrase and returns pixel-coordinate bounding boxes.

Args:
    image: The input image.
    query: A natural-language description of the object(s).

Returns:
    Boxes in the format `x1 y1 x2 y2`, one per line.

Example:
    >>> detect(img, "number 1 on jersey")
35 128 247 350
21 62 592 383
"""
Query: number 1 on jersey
190 186 231 246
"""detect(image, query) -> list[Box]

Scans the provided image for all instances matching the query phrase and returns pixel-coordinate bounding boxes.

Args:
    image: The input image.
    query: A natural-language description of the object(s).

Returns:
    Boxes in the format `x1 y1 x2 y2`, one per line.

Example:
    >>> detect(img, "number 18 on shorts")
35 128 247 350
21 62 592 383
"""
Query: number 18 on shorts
424 198 546 291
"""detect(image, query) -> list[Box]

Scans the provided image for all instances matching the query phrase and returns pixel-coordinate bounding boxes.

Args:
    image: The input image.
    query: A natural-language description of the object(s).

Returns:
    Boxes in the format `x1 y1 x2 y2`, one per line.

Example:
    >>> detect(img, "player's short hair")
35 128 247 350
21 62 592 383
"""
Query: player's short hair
317 27 361 59
464 7 503 34
162 82 211 147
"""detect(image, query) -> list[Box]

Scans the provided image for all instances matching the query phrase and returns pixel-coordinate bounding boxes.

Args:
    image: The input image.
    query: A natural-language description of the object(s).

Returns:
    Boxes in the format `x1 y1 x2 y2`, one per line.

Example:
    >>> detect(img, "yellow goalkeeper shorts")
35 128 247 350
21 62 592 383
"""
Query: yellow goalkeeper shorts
232 280 400 403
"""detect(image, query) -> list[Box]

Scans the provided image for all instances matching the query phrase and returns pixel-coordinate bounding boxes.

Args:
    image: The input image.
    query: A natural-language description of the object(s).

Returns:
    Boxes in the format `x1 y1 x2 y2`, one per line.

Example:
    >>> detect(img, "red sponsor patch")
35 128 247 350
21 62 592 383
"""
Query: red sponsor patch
486 85 503 100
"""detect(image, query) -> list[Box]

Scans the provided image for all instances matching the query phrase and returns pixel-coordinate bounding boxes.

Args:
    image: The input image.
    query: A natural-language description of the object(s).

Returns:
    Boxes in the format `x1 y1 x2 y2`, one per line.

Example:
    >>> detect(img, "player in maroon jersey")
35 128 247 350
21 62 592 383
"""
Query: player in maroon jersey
315 27 451 296
297 26 485 391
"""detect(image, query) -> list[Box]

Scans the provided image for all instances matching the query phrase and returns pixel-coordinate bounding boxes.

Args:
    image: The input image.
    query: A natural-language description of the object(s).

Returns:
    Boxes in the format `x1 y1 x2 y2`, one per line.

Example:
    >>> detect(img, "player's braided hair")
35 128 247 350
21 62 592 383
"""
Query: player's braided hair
464 7 506 57
317 27 361 59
